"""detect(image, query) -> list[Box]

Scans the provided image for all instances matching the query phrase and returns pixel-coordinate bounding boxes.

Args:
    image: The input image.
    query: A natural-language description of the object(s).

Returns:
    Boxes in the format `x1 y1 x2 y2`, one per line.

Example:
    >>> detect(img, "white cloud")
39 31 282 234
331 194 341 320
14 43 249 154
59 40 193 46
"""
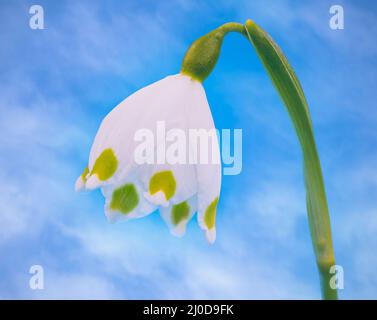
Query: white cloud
57 214 317 299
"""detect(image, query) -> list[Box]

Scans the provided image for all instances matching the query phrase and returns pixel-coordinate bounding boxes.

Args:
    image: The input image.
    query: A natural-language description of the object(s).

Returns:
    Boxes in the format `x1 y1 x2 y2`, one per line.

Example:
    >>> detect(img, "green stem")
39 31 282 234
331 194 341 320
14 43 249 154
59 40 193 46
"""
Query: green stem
319 263 338 300
243 19 337 300
217 22 245 35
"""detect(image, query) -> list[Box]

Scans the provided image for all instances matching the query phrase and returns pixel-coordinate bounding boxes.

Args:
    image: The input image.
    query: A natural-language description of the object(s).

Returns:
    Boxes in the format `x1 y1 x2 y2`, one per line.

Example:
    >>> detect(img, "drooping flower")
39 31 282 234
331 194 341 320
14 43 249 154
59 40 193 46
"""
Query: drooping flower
76 19 338 300
75 74 221 243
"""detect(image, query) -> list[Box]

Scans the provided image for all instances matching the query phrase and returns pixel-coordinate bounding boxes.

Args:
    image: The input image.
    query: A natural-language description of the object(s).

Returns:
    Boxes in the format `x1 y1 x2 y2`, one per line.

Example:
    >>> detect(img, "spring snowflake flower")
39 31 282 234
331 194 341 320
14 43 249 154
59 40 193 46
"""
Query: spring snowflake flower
75 74 221 243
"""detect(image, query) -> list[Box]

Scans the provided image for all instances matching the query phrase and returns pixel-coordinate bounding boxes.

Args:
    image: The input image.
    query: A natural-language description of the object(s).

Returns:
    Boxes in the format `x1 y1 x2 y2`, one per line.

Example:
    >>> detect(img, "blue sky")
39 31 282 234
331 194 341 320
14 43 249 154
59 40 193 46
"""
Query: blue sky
0 0 376 299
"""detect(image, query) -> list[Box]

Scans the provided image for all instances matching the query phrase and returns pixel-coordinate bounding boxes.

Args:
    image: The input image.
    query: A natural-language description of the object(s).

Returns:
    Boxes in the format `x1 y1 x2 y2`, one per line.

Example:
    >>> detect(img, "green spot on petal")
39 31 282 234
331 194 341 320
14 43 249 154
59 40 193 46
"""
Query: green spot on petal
204 197 219 230
81 166 89 181
91 148 118 181
110 184 139 214
149 170 176 201
171 201 190 225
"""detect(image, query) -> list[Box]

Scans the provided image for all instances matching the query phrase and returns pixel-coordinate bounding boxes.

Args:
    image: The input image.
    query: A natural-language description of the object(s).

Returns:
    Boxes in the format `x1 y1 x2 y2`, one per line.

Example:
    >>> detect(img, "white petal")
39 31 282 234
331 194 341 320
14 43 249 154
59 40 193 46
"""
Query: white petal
144 190 169 207
75 176 85 191
205 228 216 244
187 82 222 242
85 174 101 190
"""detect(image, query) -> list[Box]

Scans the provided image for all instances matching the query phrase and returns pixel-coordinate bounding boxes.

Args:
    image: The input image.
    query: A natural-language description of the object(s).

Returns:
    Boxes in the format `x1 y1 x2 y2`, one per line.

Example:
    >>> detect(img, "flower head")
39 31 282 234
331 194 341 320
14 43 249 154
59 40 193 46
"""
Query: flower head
76 74 221 243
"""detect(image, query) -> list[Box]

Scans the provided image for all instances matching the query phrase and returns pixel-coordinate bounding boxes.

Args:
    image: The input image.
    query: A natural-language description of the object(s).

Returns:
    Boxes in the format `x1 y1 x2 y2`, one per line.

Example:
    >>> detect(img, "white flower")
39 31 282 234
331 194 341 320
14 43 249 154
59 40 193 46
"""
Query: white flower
75 74 221 243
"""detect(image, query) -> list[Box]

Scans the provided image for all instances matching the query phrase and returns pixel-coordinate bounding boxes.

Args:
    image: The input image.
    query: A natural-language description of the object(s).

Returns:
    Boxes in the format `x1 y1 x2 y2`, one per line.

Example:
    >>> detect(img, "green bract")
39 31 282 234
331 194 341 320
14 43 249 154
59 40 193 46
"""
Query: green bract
181 23 245 82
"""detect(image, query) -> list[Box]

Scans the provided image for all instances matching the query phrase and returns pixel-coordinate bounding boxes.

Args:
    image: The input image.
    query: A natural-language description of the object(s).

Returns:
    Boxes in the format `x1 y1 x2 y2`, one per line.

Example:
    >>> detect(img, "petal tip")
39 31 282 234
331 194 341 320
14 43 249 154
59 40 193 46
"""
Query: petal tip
75 176 85 192
170 222 186 238
205 228 216 244
197 215 206 230
104 205 120 224
144 191 169 207
85 174 101 190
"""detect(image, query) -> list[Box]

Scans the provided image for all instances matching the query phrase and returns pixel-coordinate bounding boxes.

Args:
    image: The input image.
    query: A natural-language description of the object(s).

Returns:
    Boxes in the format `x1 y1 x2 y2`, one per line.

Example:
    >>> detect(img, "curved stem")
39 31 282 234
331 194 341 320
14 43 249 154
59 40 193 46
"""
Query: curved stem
243 19 337 299
217 22 245 35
